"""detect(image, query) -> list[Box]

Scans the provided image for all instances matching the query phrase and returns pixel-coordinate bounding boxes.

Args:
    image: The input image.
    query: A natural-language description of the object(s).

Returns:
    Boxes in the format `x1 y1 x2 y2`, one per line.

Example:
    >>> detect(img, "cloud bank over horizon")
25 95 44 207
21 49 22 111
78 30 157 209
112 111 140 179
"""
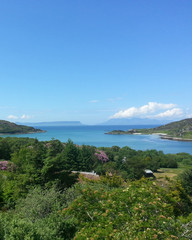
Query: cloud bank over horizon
110 102 187 120
7 114 32 121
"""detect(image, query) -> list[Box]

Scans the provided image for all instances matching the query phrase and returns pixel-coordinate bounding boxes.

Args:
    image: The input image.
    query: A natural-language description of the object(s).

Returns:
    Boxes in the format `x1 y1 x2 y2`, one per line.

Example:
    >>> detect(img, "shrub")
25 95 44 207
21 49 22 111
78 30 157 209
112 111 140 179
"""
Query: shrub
0 161 8 171
63 179 188 239
0 186 79 239
178 169 192 195
95 150 109 163
100 173 124 188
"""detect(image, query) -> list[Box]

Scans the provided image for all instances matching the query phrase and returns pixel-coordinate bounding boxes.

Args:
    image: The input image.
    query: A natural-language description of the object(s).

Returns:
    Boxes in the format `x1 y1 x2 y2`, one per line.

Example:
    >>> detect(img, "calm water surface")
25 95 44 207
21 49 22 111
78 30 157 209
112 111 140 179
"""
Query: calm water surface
2 125 192 154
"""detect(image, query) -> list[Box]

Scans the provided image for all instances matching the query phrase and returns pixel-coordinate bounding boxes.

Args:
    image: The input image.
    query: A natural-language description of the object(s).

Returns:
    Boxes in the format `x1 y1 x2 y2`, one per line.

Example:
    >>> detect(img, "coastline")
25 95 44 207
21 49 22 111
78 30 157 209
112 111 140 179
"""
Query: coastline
105 131 192 142
0 130 46 135
160 135 192 142
154 133 192 142
1 125 192 154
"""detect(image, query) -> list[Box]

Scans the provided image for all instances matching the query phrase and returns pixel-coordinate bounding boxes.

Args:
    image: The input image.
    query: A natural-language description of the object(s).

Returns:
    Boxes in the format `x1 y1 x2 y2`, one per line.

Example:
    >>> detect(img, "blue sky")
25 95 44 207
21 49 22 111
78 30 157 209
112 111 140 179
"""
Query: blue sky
0 0 192 124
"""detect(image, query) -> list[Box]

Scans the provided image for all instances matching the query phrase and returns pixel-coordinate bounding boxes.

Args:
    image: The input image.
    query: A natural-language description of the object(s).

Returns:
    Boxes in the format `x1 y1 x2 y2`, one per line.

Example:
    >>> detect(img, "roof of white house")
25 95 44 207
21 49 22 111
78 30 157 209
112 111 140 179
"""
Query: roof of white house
144 169 153 174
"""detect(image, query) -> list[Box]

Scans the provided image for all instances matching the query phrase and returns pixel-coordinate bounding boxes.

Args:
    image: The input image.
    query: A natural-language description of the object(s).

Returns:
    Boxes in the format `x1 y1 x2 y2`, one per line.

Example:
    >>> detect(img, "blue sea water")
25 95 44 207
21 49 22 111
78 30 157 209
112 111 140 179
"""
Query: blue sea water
1 125 192 154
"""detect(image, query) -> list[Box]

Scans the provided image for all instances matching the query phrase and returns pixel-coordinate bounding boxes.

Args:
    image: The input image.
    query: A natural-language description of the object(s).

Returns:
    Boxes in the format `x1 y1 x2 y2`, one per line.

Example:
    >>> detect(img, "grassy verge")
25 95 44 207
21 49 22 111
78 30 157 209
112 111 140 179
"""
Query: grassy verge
153 165 191 188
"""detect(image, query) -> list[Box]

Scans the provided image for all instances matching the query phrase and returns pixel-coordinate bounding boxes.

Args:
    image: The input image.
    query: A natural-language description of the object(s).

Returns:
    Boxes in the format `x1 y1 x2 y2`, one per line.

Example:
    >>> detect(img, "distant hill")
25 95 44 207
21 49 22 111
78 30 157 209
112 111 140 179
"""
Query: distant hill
106 118 192 141
0 120 44 134
17 121 83 127
101 118 170 125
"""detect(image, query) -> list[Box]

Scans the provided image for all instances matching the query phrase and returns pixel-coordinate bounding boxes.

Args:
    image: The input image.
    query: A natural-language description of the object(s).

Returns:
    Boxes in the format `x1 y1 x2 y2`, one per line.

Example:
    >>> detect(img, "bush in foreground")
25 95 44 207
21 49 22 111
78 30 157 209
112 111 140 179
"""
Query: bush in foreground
63 179 192 239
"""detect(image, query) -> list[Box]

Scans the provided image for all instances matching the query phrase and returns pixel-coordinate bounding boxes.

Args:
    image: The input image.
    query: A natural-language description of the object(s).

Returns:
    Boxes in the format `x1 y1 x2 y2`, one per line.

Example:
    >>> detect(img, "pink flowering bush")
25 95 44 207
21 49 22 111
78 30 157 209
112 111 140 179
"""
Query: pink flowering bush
0 161 8 170
0 161 16 171
95 150 109 163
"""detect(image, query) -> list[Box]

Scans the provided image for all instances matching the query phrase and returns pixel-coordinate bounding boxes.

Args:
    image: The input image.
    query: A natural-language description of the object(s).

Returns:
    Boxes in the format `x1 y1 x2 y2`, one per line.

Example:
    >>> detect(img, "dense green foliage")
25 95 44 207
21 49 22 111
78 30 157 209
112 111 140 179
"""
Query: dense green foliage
178 169 192 195
0 186 78 240
0 137 192 239
0 120 44 134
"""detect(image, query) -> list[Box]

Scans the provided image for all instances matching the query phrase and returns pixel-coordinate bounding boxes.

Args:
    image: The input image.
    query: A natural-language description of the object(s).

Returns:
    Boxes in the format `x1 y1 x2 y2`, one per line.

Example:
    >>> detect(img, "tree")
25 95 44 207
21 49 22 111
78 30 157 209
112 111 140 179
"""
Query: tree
77 145 95 171
46 139 64 157
0 138 11 160
61 139 79 171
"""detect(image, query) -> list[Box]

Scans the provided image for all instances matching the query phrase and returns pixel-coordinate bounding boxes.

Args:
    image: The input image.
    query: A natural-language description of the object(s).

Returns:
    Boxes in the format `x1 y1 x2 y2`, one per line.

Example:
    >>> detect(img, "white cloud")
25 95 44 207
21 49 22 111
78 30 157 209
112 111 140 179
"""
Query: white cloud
7 114 32 121
21 114 31 119
154 108 183 118
110 102 177 119
7 115 19 120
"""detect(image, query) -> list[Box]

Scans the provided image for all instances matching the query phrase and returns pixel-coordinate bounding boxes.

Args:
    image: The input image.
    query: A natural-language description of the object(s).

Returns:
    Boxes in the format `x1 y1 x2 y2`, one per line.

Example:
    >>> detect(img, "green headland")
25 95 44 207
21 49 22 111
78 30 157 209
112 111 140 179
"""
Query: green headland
0 120 45 134
106 118 192 141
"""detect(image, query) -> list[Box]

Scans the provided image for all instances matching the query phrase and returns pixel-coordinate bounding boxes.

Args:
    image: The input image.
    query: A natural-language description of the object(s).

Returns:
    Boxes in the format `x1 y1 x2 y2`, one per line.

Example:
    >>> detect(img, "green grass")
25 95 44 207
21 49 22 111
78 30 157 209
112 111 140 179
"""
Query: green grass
154 165 190 182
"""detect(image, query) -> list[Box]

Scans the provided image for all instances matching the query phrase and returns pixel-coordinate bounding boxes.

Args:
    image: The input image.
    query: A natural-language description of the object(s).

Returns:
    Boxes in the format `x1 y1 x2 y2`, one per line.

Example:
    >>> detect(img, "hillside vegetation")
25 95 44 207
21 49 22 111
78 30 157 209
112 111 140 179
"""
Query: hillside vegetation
151 118 192 138
0 137 192 238
0 120 44 134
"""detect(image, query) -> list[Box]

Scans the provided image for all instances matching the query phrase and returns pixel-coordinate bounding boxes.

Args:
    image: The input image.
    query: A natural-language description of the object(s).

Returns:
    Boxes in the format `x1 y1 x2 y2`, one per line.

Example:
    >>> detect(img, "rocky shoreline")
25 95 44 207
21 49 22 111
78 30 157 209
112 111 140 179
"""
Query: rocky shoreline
160 135 192 142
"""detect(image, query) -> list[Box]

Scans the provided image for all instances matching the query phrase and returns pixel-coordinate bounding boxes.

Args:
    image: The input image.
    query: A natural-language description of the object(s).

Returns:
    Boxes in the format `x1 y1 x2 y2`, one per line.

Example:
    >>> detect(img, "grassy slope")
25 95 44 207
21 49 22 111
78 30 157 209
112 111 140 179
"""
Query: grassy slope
150 118 192 138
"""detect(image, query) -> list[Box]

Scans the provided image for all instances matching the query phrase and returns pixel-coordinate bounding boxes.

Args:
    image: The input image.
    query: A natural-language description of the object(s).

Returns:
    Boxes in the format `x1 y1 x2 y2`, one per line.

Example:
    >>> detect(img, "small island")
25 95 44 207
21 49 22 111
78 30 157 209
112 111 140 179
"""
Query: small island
105 118 192 141
0 120 45 134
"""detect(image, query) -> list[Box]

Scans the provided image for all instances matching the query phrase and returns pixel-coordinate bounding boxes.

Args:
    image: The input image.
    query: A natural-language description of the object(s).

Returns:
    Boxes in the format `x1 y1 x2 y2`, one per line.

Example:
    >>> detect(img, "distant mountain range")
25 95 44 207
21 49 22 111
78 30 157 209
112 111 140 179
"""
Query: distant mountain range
17 121 83 127
100 118 171 125
20 119 172 126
